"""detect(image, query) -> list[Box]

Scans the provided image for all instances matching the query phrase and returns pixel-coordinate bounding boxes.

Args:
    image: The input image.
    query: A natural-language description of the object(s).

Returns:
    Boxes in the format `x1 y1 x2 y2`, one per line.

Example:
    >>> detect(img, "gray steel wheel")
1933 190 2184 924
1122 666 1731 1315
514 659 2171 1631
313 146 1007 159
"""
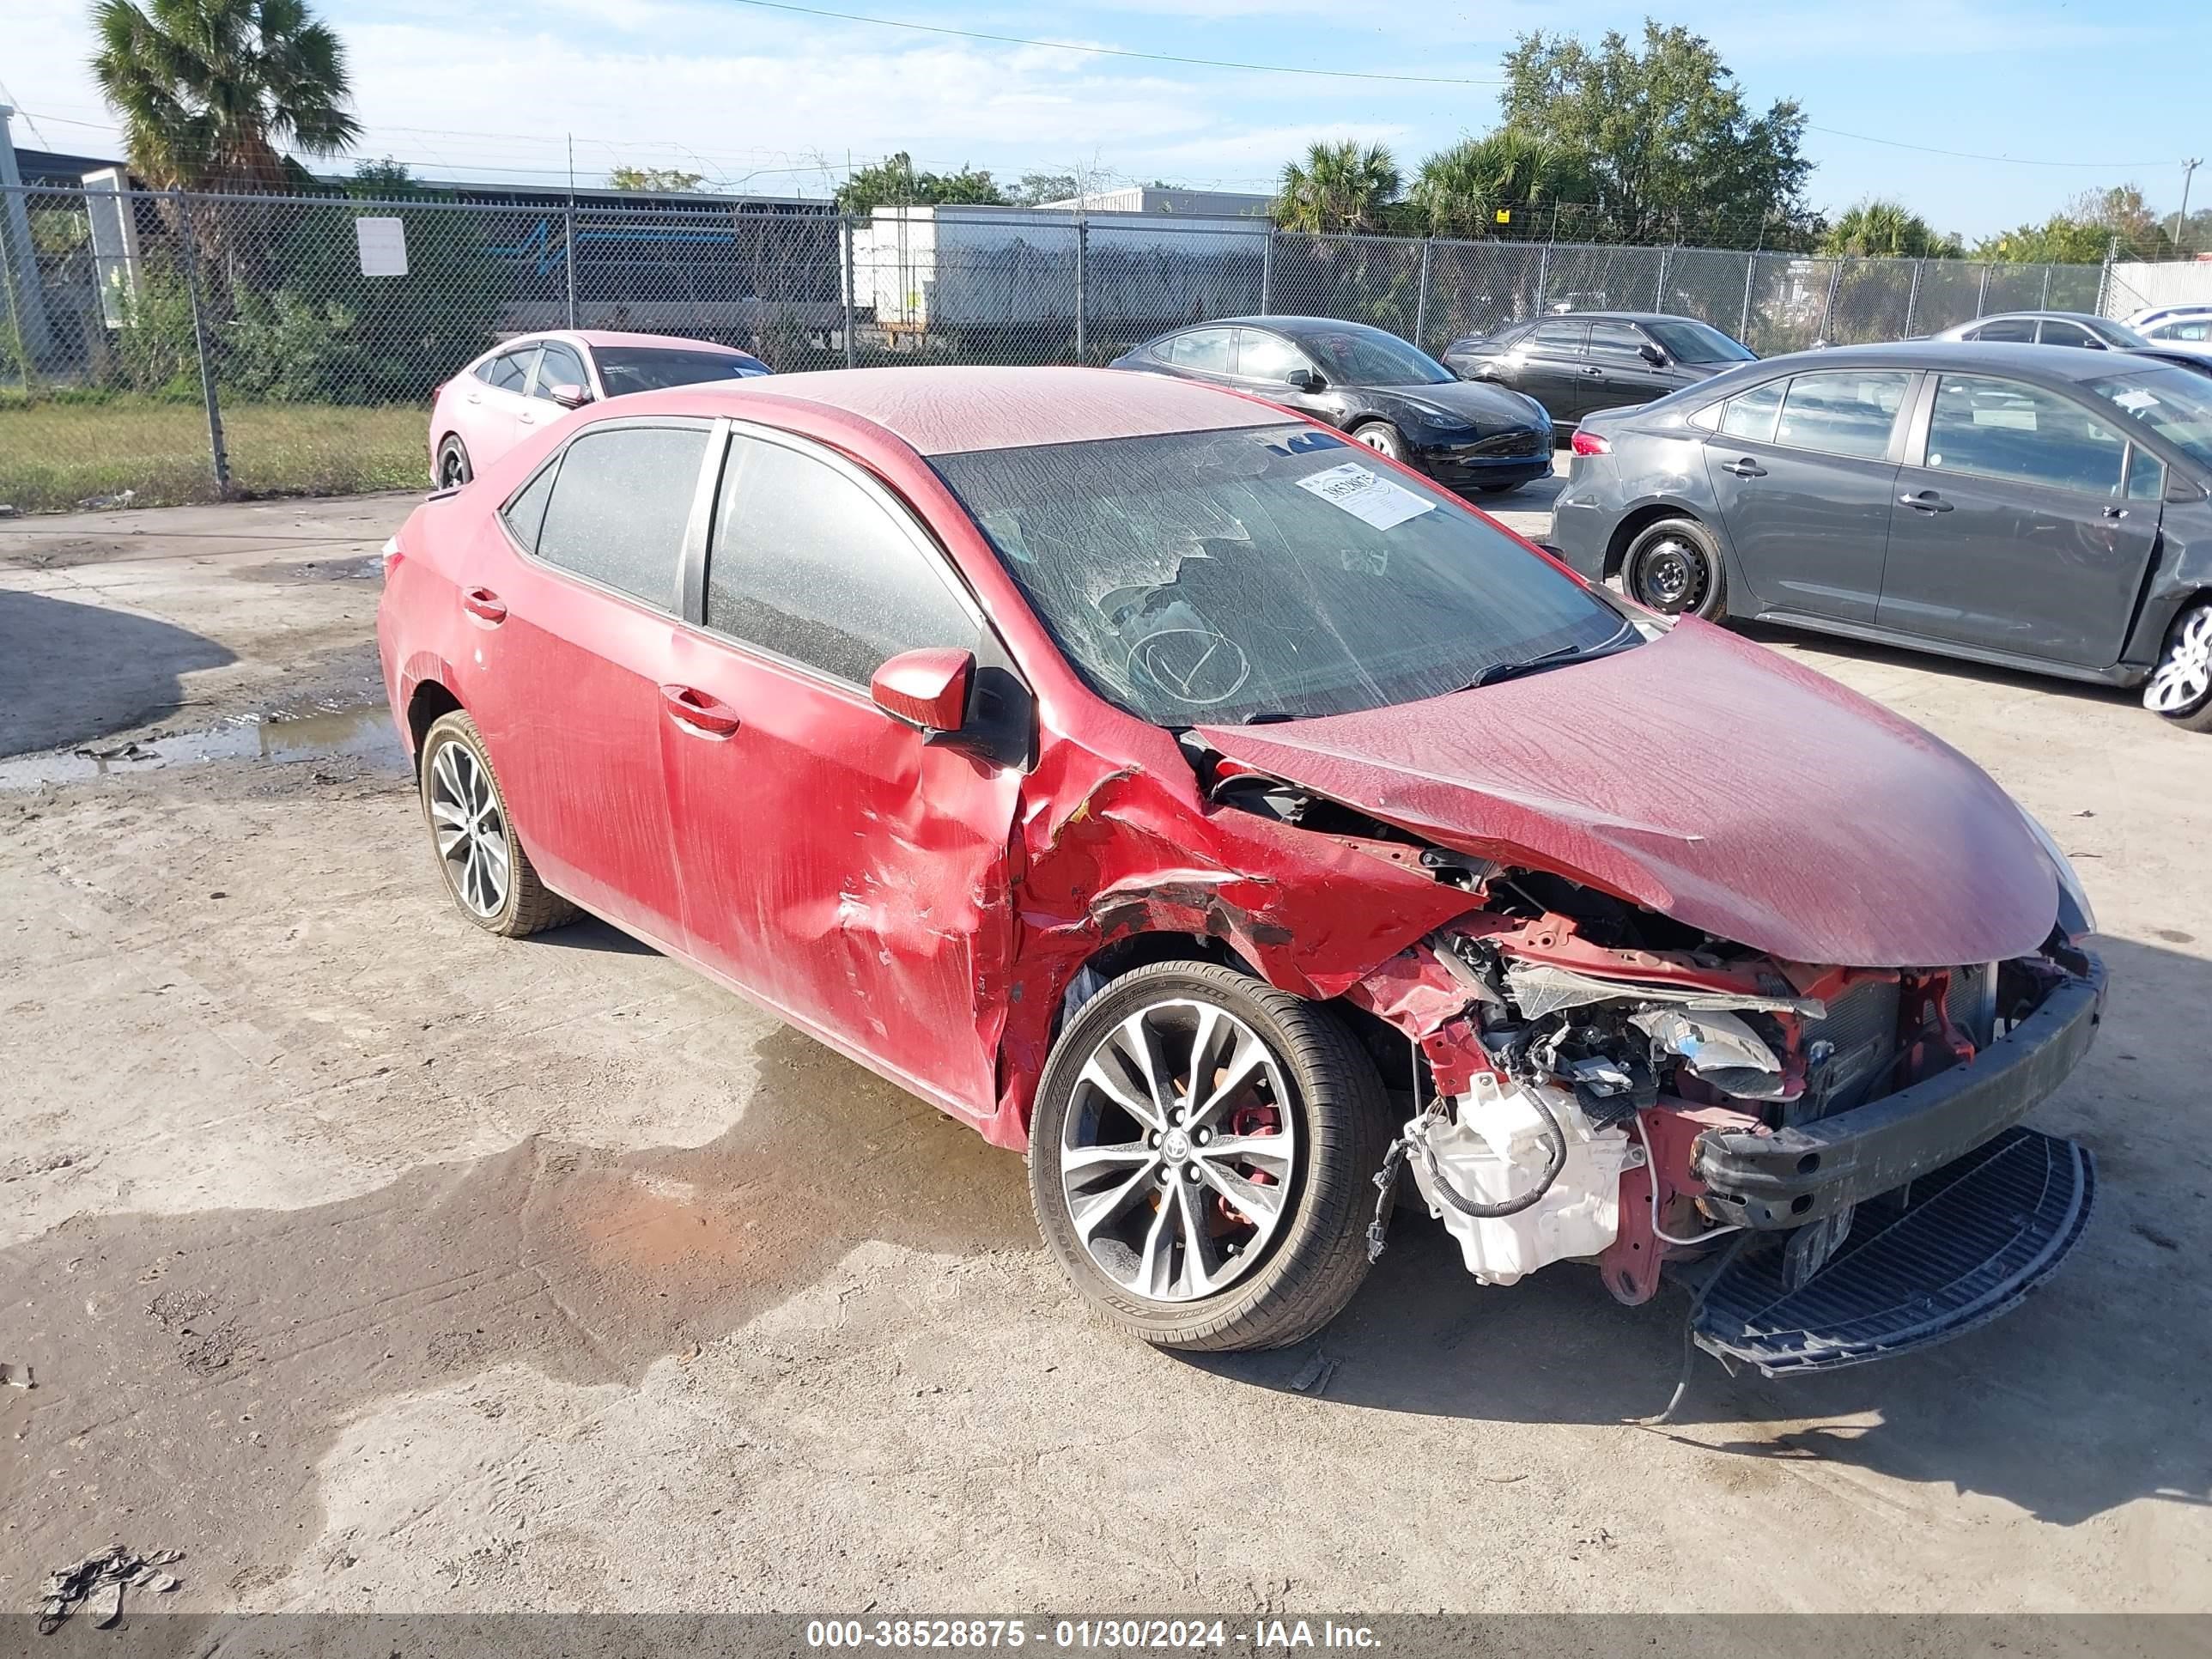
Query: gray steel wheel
1058 998 1297 1303
2144 600 2212 729
428 736 509 917
1623 516 1726 619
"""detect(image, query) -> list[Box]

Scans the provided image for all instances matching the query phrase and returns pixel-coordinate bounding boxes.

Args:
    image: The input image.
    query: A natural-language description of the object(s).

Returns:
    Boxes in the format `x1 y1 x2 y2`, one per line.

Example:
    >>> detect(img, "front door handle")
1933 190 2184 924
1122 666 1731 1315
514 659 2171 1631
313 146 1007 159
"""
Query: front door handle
1579 365 1603 375
659 684 740 738
1899 491 1954 513
2102 504 2129 520
460 586 507 623
1721 459 1767 478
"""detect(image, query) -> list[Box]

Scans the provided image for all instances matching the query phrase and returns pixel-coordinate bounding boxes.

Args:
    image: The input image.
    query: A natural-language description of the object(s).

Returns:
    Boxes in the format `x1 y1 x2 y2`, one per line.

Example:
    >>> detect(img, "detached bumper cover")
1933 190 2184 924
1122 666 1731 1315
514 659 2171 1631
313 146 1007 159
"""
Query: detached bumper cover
1692 952 2105 1229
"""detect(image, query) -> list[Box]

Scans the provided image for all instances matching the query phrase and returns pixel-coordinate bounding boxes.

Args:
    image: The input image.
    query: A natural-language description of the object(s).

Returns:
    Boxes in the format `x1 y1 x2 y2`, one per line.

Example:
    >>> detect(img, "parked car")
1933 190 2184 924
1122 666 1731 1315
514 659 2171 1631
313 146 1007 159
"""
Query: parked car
377 363 2102 1371
1110 317 1553 495
1550 341 2212 729
2124 302 2212 333
1441 313 1757 427
1929 310 2212 374
429 330 770 487
2141 313 2212 345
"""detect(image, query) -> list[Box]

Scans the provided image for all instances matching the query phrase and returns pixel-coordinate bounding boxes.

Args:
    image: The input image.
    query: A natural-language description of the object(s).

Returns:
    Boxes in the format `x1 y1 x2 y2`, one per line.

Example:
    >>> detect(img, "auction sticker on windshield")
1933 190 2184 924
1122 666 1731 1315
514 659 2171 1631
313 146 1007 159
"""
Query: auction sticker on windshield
1293 462 1436 531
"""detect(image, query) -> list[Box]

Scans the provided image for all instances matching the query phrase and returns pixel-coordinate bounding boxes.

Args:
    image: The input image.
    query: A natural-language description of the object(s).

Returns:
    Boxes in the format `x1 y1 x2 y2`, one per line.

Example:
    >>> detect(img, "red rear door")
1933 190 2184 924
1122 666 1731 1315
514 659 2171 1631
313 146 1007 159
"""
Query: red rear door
659 426 1023 1116
459 417 716 945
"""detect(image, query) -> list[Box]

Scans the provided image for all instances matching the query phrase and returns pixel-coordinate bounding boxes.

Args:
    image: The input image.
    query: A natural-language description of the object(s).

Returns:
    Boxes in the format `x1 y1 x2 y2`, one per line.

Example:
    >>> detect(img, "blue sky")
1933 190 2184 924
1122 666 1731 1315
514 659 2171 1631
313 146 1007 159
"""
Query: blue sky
2 0 2204 236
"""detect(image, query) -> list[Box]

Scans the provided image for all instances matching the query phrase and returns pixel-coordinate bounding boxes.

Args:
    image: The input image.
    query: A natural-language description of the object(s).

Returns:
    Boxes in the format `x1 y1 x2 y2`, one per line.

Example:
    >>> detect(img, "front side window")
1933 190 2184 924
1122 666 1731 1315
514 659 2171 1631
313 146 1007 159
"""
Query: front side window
532 424 708 609
1587 323 1646 360
2037 321 2101 349
1924 374 2126 494
1290 327 1452 386
931 425 1629 726
1645 319 1755 364
1165 329 1237 374
1773 369 1912 459
531 343 590 401
705 434 976 686
1236 331 1310 386
593 344 764 396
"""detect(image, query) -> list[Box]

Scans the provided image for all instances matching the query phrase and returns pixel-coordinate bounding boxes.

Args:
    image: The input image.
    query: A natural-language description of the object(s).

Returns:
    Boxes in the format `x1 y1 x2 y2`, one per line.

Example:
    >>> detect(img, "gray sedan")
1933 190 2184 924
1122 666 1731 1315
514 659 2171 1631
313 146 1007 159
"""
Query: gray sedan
1547 341 2212 730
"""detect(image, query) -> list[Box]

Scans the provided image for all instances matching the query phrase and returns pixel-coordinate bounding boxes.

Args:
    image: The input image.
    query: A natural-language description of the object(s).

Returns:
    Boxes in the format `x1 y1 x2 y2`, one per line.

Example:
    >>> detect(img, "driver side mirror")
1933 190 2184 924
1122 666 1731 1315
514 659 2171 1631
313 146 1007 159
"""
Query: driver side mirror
871 647 974 733
1285 368 1325 392
547 382 592 409
1638 342 1668 367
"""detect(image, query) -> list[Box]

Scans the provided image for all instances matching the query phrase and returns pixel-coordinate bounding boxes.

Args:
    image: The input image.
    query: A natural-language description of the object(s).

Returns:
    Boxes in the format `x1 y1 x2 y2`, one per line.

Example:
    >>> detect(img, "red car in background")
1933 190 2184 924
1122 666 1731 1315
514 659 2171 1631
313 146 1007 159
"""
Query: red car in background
428 329 769 488
378 365 2102 1370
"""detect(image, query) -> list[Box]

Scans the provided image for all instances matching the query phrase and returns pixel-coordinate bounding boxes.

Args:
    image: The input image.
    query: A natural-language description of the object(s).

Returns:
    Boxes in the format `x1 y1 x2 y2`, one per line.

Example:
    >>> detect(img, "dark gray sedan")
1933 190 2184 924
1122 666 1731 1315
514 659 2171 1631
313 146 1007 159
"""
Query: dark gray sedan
1548 341 2212 730
1441 313 1758 424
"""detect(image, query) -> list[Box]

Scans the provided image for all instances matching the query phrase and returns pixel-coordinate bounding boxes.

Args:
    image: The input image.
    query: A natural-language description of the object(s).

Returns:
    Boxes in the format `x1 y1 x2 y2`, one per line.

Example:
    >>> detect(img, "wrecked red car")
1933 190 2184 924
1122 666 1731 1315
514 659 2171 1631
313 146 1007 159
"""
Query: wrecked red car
376 364 2103 1370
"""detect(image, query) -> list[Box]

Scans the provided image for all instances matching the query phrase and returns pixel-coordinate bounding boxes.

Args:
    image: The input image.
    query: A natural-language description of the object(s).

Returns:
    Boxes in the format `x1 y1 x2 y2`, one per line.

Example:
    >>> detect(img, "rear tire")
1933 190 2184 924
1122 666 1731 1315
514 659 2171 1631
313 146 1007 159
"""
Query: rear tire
1028 961 1393 1352
1352 422 1408 464
435 435 472 489
417 711 575 937
1622 515 1728 621
2144 599 2212 731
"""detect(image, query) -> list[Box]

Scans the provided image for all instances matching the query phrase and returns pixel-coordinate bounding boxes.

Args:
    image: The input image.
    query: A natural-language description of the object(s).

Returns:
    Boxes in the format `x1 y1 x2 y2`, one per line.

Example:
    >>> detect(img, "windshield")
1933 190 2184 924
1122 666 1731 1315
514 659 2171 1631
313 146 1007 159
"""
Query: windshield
931 425 1630 726
1287 327 1452 386
2087 367 2212 471
594 345 767 396
1646 319 1756 364
2088 318 2151 348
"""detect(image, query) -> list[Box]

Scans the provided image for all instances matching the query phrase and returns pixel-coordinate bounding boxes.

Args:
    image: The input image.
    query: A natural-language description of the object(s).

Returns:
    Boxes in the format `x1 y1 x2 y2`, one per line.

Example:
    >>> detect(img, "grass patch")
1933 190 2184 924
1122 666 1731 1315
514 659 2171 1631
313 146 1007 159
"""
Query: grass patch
0 395 428 513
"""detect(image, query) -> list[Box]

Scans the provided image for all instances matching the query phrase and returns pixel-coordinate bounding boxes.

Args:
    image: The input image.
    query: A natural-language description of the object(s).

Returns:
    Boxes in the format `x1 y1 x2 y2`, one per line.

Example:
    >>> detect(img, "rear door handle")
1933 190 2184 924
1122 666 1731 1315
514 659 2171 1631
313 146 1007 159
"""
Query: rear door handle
1899 491 1954 513
1721 459 1767 478
659 684 740 738
2102 504 2129 519
1579 365 1603 375
460 586 507 623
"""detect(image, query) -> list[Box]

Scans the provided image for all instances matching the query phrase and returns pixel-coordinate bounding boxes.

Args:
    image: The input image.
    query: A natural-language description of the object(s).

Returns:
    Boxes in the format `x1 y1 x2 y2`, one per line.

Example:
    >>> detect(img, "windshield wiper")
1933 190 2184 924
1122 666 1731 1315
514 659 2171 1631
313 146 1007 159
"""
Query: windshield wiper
1461 623 1638 690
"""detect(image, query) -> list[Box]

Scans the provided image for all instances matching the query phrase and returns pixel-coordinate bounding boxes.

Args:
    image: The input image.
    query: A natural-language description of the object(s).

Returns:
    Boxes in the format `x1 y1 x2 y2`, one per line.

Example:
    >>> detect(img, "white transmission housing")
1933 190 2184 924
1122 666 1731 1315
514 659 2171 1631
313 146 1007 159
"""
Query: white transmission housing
1407 1072 1638 1285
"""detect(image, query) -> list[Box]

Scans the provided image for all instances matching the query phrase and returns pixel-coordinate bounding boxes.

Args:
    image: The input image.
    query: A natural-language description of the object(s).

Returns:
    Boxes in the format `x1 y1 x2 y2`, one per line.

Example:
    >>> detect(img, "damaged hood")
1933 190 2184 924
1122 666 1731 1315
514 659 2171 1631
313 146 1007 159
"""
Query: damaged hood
1198 620 2059 969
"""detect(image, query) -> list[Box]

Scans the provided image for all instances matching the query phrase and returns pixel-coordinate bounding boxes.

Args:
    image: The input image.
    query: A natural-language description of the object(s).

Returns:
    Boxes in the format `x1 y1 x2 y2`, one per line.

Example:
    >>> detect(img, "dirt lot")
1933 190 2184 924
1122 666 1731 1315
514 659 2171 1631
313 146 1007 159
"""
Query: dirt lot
3 476 2209 1619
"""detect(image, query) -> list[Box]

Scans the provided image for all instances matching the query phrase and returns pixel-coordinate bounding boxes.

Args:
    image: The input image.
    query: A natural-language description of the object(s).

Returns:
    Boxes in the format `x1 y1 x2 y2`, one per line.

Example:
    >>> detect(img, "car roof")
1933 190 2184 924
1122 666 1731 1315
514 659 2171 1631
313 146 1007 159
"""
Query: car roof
1528 311 1692 325
1728 339 2162 382
1206 315 1402 337
687 364 1297 456
1957 311 2108 325
499 329 757 353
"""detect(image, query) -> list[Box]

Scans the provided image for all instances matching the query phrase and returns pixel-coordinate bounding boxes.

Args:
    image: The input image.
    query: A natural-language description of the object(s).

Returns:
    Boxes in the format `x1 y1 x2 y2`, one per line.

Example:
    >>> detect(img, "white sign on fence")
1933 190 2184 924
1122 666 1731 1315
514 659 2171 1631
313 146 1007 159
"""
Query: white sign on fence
356 217 409 278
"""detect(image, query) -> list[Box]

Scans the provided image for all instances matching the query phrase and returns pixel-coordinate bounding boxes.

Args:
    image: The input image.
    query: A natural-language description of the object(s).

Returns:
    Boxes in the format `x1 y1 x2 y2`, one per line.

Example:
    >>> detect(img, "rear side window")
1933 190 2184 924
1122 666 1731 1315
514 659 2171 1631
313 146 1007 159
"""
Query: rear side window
1971 318 2038 343
501 459 558 548
1717 380 1786 443
532 425 708 609
705 434 976 685
1772 369 1911 459
484 348 535 392
1924 374 2126 495
1531 322 1588 352
1166 329 1237 374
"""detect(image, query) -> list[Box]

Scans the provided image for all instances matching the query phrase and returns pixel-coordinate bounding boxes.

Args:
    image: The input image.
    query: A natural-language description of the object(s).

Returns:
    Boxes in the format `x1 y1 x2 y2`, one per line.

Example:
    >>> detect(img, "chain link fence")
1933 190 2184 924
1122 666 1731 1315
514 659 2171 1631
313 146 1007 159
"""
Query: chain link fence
0 183 2150 514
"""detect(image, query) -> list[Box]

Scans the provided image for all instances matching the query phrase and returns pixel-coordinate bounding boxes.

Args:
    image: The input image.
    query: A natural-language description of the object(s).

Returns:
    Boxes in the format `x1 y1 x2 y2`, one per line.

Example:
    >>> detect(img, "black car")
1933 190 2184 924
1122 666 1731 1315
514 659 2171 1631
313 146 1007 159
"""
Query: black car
1110 317 1553 495
1443 313 1758 426
1547 341 2212 731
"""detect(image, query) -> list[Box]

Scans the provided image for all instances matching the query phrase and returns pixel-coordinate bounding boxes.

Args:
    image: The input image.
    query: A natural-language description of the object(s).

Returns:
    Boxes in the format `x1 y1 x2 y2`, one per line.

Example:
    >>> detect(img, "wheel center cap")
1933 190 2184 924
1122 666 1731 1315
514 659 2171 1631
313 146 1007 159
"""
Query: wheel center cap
1162 1127 1192 1163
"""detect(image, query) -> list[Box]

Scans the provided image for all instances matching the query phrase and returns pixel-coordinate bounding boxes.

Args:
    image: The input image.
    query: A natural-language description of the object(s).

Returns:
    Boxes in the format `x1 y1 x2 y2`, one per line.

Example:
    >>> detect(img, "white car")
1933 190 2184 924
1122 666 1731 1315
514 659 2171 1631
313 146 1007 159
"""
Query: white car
2124 302 2212 334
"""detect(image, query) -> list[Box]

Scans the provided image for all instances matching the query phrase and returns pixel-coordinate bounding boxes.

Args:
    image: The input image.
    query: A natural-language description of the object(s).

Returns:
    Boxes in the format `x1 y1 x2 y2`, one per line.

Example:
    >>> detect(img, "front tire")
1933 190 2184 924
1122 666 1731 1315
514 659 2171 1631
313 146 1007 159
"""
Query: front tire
1352 422 1408 464
417 711 574 936
1622 515 1728 620
435 435 473 489
1028 961 1392 1352
2144 599 2212 731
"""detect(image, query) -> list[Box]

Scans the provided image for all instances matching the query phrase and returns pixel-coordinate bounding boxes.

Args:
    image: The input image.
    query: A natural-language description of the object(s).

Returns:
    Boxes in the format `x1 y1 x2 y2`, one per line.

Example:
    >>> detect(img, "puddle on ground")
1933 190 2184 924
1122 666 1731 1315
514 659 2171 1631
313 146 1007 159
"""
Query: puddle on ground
0 704 404 791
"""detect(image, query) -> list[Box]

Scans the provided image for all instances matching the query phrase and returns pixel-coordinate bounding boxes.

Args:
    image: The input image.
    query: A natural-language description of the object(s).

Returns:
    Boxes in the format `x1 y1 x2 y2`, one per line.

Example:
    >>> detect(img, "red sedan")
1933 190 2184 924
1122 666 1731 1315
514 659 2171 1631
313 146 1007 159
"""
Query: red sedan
377 366 2103 1369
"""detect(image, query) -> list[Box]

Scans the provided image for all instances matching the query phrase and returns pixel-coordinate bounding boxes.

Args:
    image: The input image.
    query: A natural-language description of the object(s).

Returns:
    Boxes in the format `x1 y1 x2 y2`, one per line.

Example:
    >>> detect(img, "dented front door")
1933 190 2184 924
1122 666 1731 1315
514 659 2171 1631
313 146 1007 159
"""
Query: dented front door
659 428 1021 1117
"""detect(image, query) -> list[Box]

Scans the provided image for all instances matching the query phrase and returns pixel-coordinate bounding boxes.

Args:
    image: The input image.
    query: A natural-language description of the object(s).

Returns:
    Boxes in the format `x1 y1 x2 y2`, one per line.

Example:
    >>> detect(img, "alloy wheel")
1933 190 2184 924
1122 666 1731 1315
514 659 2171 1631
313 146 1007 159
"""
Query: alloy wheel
428 738 510 917
2145 605 2212 716
1058 999 1298 1304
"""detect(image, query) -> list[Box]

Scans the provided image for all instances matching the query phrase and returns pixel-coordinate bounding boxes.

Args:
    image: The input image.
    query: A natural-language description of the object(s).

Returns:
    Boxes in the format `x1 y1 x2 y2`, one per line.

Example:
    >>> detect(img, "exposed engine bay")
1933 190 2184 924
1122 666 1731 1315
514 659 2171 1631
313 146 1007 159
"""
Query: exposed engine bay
1194 744 2103 1374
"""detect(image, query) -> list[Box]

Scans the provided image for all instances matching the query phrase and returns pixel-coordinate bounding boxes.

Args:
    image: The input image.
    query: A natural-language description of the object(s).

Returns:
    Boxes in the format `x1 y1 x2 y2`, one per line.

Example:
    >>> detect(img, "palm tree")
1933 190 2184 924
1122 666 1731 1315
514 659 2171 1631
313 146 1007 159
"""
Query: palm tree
1819 198 1960 260
1409 131 1600 239
90 0 359 193
1273 140 1401 234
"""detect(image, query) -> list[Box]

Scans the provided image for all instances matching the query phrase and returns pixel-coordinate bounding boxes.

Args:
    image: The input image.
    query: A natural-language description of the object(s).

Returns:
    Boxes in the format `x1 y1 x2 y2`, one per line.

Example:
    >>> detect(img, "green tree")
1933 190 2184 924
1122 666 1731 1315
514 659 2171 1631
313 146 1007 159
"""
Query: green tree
836 152 1007 213
1972 216 2112 264
1497 21 1810 244
1819 198 1960 258
608 166 706 193
1273 140 1400 234
90 0 359 192
1011 171 1081 207
1408 130 1599 238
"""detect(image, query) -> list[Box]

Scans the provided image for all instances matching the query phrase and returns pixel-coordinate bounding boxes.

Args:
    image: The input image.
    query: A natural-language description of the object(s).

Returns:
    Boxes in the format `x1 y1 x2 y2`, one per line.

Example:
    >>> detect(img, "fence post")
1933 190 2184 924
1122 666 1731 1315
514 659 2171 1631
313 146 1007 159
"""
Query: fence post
1535 242 1553 311
840 213 858 370
2039 265 2052 308
1819 258 1843 343
0 189 35 394
1739 252 1757 342
1073 214 1088 363
562 205 577 329
1413 238 1431 349
1975 263 1991 319
1654 246 1671 311
1903 258 1923 337
172 191 232 501
1260 223 1273 315
2096 241 2113 317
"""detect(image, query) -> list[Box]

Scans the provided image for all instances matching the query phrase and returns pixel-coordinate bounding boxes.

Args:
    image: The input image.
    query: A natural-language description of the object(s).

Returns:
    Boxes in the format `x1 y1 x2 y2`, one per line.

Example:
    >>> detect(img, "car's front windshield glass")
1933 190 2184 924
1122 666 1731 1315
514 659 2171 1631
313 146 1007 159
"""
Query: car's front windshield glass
594 346 765 395
1646 319 1756 363
931 425 1631 726
1288 328 1453 386
2087 367 2212 471
2092 318 2151 348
